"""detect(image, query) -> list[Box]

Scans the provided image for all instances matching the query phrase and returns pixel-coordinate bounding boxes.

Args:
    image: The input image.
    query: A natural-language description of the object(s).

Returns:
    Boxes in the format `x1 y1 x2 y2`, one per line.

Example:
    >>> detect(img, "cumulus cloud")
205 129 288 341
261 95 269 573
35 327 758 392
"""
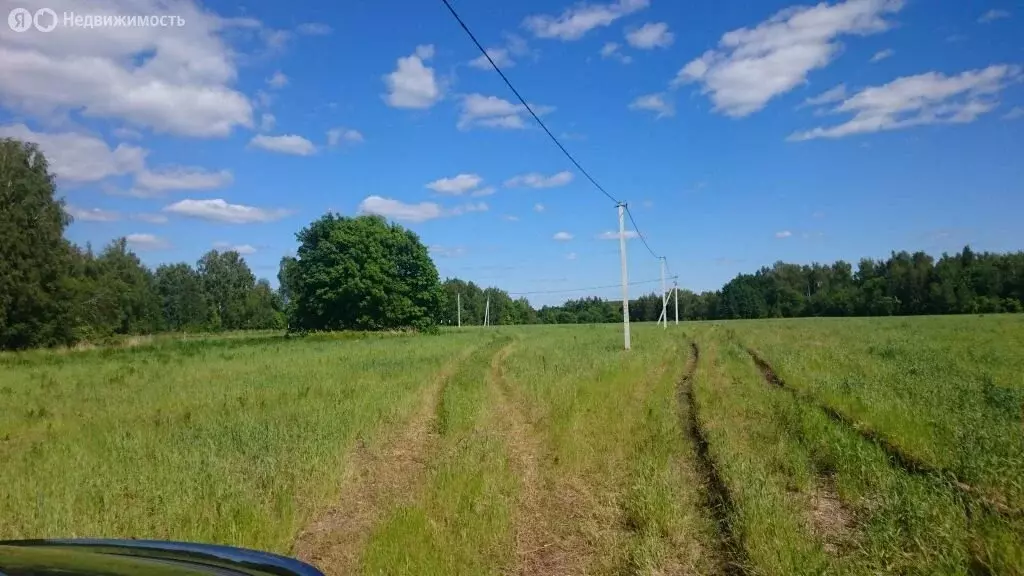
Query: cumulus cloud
674 0 904 117
267 71 288 89
383 45 442 109
600 42 632 64
457 93 553 130
259 113 276 132
126 233 170 250
597 230 638 240
534 203 546 212
426 173 484 195
358 196 488 223
327 127 364 146
505 171 574 188
213 241 257 255
775 230 793 238
471 186 496 197
553 231 574 241
1004 106 1024 120
789 65 1021 141
0 0 254 137
249 134 317 155
626 22 674 49
629 93 675 118
0 124 145 182
870 48 895 62
803 84 848 107
65 205 120 222
524 0 650 40
566 252 578 260
469 48 515 69
163 199 292 224
978 9 1010 23
135 167 233 193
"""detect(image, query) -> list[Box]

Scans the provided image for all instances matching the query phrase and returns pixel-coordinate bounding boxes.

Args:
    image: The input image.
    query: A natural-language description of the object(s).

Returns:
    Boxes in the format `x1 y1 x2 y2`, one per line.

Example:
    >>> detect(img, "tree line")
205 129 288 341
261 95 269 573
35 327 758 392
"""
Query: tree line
3 137 1023 350
1 138 283 350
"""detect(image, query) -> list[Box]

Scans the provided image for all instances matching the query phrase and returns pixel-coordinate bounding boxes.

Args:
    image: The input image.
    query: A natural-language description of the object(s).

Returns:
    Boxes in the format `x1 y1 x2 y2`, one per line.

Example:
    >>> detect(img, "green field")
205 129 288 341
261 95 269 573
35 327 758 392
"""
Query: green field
2 317 1023 575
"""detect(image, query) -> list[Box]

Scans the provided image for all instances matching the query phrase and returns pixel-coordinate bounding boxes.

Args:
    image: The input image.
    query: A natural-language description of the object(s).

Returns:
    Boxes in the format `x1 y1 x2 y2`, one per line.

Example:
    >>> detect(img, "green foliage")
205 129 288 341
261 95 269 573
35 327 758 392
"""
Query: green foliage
290 214 444 332
0 138 74 350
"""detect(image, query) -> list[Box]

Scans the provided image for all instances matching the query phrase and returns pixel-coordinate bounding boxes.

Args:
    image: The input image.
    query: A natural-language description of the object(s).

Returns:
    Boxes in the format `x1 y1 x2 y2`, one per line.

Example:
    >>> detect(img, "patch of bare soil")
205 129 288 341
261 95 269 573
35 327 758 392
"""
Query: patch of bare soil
807 474 856 555
291 352 468 575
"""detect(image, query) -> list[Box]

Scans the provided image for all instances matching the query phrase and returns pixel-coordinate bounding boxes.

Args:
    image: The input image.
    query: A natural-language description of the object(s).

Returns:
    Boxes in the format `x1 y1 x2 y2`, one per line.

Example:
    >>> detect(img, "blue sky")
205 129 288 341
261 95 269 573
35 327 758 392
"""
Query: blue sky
1 0 1021 306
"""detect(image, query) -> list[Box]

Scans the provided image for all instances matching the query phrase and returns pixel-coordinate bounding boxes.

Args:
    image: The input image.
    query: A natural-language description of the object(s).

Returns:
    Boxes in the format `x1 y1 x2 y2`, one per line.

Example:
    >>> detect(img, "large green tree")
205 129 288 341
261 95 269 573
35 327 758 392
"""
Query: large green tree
155 263 209 332
0 138 74 349
291 214 444 331
197 250 256 330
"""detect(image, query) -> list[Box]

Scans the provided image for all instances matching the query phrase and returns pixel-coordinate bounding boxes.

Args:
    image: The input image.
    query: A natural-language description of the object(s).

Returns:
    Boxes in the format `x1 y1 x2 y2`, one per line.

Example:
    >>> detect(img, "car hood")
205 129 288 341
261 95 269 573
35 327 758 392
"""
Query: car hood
0 539 323 576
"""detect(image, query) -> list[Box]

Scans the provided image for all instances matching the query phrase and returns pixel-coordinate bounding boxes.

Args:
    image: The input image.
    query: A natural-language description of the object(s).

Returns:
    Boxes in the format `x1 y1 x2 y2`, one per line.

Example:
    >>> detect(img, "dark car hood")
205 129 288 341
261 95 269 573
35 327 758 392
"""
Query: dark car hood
0 539 323 576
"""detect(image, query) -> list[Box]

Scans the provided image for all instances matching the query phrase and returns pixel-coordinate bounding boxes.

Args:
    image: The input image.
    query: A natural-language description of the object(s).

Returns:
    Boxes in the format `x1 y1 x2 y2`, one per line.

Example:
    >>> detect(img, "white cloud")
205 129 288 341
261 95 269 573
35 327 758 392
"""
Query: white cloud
259 113 276 132
1004 106 1024 120
534 203 546 212
505 171 574 188
163 199 292 224
674 0 904 117
358 196 445 223
255 90 274 109
600 42 633 64
448 201 489 216
775 230 793 238
870 48 895 62
457 93 553 130
524 0 650 41
65 205 120 222
629 93 675 118
296 23 332 35
979 9 1010 23
789 65 1021 141
135 167 233 193
0 124 145 182
469 48 515 69
0 0 254 137
383 45 442 109
327 127 364 146
566 252 578 260
126 233 170 250
213 241 257 255
471 186 496 197
597 230 638 240
803 84 848 106
249 134 317 155
429 245 467 258
426 173 483 195
503 214 520 221
133 213 169 224
267 71 288 89
626 22 674 49
553 231 574 241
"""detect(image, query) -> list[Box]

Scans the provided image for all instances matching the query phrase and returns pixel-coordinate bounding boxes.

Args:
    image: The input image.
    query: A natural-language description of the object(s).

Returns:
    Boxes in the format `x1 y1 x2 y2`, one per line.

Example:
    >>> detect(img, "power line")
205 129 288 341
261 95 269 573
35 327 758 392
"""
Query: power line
507 277 677 296
438 0 618 205
624 205 661 260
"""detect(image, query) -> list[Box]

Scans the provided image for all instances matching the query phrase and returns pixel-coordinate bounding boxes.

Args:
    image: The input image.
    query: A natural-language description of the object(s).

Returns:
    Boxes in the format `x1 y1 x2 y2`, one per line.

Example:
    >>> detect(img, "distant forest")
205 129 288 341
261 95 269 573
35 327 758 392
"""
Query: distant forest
444 247 1024 325
3 136 1022 351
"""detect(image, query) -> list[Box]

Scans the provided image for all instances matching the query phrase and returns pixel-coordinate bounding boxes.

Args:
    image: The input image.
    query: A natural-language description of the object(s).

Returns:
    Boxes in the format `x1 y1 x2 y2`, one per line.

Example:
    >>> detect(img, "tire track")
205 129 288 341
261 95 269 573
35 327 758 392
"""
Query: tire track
679 342 747 576
487 341 577 576
745 348 1021 520
291 348 473 575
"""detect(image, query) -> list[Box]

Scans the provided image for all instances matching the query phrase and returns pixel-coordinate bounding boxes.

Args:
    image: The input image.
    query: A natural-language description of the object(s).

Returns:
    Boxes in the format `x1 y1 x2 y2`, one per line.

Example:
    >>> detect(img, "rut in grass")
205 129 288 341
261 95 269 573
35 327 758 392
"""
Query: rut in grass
745 348 1022 520
291 349 472 575
488 340 581 576
679 342 747 576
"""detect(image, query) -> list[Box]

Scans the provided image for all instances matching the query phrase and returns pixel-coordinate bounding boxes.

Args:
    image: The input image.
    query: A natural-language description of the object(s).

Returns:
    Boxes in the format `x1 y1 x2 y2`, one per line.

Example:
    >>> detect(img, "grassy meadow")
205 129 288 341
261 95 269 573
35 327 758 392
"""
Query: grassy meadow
1 317 1023 575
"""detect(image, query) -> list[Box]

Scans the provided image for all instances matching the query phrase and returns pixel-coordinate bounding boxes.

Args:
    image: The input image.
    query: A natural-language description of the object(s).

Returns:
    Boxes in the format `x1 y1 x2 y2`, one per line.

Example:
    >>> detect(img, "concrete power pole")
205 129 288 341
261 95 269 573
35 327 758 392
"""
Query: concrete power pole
457 293 461 328
484 294 490 327
674 280 679 325
660 256 668 329
617 203 631 350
